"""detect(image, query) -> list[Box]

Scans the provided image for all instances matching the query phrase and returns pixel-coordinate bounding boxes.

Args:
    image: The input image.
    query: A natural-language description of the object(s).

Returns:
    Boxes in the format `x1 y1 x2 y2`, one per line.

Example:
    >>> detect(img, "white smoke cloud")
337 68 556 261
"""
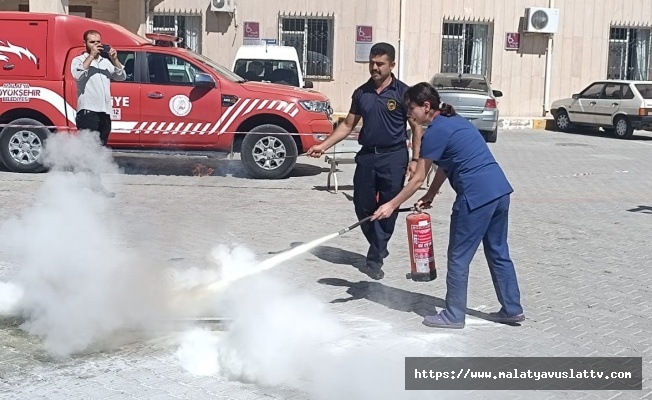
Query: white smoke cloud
0 130 452 399
0 281 23 316
175 244 447 400
0 131 174 358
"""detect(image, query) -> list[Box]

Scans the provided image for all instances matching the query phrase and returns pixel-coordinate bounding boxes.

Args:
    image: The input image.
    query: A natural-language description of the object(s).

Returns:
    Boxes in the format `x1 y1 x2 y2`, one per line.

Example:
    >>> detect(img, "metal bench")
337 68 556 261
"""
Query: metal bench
324 137 361 193
322 125 435 193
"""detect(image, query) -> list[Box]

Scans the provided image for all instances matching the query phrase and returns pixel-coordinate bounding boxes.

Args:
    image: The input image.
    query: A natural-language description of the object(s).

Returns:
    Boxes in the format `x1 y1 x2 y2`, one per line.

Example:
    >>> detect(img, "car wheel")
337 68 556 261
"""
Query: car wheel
482 128 498 143
0 118 49 173
612 115 634 139
241 124 297 179
554 109 572 132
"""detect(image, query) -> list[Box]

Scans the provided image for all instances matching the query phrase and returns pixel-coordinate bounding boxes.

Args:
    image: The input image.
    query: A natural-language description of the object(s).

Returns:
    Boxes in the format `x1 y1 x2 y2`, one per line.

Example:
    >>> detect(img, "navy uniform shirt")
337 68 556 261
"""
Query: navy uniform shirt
421 114 513 211
349 74 409 147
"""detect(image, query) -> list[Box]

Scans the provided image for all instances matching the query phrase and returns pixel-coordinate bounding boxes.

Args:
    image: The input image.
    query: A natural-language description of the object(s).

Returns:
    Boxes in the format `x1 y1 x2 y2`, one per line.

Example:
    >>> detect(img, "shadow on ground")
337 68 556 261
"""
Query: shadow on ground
317 278 520 326
548 128 652 141
626 205 652 214
113 154 328 178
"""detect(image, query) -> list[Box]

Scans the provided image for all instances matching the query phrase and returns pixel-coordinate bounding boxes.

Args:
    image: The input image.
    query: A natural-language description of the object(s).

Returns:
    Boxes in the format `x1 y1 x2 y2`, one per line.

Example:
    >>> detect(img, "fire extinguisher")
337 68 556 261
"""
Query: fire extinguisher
406 210 437 282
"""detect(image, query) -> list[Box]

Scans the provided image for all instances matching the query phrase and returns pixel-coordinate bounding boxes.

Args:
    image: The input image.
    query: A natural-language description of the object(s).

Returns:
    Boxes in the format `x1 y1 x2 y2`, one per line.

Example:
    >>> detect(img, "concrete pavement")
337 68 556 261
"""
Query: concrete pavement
0 128 651 399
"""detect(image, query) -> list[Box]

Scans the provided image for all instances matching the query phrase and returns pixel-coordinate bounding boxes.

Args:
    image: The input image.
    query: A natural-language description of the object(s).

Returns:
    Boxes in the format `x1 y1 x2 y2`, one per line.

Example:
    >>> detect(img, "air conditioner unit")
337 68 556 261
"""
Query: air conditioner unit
524 7 560 34
211 0 236 13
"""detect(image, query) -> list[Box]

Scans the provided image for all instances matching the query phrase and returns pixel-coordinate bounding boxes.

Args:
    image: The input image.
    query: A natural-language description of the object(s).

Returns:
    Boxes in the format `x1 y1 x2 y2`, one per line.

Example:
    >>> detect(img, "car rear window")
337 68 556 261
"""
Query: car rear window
635 84 652 99
431 77 489 92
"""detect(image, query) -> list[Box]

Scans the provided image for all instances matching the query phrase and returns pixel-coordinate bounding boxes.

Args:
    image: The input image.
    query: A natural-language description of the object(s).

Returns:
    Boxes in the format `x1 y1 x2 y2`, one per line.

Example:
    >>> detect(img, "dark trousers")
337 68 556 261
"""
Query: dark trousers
442 194 524 323
75 109 111 146
353 147 409 270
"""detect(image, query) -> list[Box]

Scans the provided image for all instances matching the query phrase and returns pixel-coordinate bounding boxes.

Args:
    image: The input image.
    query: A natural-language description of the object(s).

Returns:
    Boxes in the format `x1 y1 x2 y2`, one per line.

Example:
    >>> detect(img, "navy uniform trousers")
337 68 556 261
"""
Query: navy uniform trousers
353 146 409 270
443 193 523 323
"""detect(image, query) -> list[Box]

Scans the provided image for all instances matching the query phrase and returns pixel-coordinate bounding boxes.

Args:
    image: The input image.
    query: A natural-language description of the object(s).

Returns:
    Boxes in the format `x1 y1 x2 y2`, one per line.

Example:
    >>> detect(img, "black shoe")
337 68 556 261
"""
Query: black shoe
488 311 525 324
361 266 384 280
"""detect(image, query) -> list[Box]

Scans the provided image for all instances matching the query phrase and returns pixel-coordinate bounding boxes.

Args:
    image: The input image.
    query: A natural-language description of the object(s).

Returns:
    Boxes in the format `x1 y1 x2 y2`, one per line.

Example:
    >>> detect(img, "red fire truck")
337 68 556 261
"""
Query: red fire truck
0 12 334 179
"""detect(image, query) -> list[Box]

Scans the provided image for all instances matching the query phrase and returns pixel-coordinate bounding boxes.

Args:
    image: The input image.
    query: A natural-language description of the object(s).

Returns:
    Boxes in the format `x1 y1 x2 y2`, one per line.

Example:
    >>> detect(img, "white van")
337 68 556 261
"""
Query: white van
232 44 314 89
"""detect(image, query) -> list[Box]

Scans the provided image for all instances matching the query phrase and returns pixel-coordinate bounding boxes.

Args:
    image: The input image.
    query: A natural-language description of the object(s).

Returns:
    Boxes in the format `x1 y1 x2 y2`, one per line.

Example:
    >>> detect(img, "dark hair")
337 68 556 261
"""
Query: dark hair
83 30 101 41
403 82 457 117
369 42 396 62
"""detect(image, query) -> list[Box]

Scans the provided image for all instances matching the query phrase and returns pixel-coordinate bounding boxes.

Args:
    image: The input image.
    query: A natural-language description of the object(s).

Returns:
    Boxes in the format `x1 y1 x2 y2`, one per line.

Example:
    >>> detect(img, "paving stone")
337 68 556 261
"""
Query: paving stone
1 129 651 399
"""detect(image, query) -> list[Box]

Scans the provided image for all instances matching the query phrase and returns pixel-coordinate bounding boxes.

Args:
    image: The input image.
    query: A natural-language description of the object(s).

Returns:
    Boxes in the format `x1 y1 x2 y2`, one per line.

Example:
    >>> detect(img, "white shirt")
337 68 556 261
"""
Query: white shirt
71 53 126 114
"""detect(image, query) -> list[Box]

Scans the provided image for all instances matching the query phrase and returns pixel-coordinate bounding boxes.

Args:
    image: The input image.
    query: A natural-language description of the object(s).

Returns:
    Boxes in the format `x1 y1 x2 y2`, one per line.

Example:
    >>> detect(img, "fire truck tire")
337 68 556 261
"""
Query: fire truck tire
241 124 298 179
0 118 49 173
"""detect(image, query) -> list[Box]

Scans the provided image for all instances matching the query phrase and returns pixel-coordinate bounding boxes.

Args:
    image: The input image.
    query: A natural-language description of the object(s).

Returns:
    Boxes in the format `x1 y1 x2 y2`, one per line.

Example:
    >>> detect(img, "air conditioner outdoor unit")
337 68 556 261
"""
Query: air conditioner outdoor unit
211 0 236 12
524 7 560 34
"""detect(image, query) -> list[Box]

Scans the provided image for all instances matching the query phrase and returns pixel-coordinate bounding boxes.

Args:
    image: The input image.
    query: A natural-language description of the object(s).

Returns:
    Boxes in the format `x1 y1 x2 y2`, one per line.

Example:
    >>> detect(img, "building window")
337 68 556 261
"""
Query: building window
148 14 202 54
279 13 334 79
608 27 651 80
441 21 493 78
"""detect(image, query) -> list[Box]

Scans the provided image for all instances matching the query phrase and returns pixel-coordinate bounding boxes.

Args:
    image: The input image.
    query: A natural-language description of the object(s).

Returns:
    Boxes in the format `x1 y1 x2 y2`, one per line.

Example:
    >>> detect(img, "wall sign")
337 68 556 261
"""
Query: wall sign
355 25 373 62
243 21 260 45
505 32 520 50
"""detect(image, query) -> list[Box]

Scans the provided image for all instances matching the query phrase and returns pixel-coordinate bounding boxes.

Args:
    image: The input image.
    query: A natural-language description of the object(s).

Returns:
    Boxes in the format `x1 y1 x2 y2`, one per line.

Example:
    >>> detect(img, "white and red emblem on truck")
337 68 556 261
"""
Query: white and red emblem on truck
0 40 37 64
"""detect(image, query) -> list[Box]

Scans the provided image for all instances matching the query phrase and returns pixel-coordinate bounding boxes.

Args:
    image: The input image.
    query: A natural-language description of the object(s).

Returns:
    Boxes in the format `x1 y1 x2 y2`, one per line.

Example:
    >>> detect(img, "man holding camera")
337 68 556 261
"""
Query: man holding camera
70 30 125 197
71 30 125 147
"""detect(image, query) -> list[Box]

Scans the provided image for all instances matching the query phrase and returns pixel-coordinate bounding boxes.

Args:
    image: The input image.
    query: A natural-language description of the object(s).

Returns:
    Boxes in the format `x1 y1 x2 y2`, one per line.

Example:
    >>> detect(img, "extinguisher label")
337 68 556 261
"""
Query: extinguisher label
411 222 433 274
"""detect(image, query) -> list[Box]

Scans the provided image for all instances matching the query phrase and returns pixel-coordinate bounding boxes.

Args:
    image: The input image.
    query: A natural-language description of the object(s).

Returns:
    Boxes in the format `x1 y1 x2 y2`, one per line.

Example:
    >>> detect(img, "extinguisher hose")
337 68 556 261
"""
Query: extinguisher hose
337 207 417 235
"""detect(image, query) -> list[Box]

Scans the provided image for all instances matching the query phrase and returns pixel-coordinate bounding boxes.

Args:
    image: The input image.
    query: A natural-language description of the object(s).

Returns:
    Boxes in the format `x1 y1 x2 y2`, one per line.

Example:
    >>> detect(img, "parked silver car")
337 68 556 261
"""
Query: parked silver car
429 73 503 142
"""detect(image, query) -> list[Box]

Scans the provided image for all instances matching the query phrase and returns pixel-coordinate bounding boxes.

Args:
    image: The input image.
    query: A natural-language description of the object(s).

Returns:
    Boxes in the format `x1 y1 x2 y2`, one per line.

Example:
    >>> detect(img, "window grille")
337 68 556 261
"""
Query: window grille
279 13 334 79
441 21 493 79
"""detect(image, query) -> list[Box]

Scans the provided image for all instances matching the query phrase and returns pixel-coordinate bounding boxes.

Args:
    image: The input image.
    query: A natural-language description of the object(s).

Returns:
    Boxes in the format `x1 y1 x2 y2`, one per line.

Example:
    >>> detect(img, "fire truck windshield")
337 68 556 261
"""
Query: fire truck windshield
184 50 245 83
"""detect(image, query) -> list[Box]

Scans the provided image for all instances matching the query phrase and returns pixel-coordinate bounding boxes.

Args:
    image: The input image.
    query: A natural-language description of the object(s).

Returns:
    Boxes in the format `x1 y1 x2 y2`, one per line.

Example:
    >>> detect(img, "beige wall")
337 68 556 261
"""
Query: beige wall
2 0 652 116
72 0 118 23
0 0 118 21
149 0 401 114
147 0 652 117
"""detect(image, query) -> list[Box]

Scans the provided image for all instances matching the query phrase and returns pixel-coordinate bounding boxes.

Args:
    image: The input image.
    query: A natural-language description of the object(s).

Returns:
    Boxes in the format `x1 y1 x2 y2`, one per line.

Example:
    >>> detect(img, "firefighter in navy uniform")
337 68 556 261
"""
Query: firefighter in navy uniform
307 42 423 280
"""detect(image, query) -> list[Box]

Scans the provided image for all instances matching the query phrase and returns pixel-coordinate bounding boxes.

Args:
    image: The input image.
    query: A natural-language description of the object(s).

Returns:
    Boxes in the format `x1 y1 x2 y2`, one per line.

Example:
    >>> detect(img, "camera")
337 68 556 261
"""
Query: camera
100 44 111 58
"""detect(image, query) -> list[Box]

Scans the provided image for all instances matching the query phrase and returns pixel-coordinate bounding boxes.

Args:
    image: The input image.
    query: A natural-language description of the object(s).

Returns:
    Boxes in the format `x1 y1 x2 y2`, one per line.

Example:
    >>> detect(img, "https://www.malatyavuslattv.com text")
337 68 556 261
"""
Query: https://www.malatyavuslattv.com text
414 368 633 381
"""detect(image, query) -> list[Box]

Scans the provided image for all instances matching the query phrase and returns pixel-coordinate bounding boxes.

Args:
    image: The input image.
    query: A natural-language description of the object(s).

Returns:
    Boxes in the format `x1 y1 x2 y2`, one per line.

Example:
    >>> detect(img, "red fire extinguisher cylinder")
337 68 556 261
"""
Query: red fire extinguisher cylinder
406 211 437 282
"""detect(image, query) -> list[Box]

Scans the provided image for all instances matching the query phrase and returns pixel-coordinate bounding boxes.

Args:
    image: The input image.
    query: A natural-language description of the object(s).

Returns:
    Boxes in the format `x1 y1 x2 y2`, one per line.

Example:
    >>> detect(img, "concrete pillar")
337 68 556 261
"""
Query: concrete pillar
119 0 147 36
29 0 68 14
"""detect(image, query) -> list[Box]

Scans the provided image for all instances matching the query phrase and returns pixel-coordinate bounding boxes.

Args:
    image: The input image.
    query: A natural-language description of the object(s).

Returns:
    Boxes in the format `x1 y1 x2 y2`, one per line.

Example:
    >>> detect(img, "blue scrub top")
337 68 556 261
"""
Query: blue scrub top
420 114 513 210
349 74 410 147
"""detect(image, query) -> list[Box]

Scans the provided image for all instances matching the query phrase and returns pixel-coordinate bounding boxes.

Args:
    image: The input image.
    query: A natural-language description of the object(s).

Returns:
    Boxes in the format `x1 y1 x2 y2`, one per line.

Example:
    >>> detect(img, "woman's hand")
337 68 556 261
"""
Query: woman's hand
415 192 436 210
371 202 398 221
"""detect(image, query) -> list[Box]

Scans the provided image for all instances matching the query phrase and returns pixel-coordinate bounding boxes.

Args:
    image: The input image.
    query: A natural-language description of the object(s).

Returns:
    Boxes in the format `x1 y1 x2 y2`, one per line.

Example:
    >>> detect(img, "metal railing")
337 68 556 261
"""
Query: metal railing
441 21 493 79
147 12 203 54
278 12 334 80
608 26 651 80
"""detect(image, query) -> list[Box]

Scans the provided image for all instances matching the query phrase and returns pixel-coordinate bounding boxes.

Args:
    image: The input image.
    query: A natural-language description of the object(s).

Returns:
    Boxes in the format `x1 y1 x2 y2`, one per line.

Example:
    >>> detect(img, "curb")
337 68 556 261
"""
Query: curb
498 117 555 130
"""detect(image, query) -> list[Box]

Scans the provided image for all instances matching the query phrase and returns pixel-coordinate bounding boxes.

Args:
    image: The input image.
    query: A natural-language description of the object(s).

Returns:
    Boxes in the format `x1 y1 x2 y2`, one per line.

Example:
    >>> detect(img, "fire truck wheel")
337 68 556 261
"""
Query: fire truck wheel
241 124 298 179
0 118 49 173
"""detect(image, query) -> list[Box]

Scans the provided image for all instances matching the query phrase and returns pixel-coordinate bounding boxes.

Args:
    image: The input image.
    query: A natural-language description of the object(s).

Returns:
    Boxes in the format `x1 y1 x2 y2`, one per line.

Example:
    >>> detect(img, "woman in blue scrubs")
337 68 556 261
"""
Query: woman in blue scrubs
372 82 525 329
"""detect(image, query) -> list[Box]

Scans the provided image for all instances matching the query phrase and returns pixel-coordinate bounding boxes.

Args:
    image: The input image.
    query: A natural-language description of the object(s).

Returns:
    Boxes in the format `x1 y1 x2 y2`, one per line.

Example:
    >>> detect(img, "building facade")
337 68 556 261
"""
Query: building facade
1 0 651 117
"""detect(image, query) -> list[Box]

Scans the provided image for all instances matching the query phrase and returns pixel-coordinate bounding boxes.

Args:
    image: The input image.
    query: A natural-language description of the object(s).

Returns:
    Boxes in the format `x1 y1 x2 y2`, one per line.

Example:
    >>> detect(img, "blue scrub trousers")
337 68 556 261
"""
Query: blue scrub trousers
441 193 523 323
353 147 409 270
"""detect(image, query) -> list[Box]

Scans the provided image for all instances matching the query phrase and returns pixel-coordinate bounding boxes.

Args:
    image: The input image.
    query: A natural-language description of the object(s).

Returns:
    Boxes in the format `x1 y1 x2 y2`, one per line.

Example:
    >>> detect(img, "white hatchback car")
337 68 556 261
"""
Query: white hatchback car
550 80 652 139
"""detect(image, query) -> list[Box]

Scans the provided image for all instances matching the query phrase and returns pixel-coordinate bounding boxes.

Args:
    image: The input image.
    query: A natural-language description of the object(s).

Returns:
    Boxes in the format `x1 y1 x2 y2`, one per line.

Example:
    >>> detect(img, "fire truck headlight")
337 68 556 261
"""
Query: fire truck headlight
299 100 330 115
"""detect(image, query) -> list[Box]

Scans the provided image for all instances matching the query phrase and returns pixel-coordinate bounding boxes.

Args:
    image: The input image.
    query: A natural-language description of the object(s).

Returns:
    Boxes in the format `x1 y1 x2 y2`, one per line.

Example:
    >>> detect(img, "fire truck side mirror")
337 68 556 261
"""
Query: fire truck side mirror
194 72 216 89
